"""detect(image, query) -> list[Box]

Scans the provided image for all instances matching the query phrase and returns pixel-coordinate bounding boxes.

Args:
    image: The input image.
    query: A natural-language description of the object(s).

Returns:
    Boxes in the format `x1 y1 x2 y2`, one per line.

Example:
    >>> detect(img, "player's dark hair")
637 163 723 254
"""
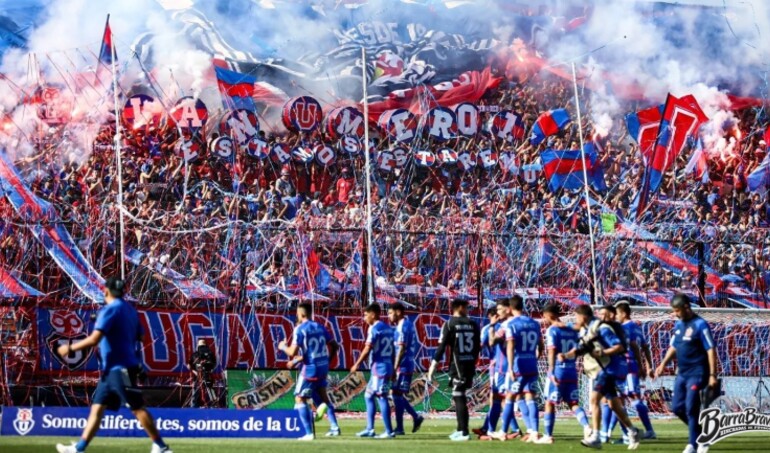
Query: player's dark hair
365 303 381 316
298 302 313 318
450 299 469 311
105 277 125 298
671 293 691 309
486 307 497 317
496 298 510 308
615 301 631 316
543 303 561 317
599 304 616 315
389 302 406 312
574 304 593 317
510 295 524 311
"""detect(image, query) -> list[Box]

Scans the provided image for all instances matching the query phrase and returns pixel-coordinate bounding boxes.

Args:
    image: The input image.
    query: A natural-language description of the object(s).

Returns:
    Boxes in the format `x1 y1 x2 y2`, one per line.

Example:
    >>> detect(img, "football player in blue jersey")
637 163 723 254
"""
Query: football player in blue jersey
278 302 341 440
655 294 718 453
56 278 172 453
350 303 396 439
536 303 592 444
490 296 543 443
387 302 424 435
473 307 501 438
611 301 656 441
597 305 629 444
561 305 641 450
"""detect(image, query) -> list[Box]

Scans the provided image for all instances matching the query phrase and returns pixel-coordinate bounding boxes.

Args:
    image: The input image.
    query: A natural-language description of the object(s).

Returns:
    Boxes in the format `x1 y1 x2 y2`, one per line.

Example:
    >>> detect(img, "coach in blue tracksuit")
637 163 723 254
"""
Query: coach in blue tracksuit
655 294 718 453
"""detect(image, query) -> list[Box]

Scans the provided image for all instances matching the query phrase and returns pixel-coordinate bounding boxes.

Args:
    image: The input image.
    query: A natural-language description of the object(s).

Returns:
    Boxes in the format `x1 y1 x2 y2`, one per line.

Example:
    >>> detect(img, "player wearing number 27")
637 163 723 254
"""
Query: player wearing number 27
278 302 341 440
350 303 396 438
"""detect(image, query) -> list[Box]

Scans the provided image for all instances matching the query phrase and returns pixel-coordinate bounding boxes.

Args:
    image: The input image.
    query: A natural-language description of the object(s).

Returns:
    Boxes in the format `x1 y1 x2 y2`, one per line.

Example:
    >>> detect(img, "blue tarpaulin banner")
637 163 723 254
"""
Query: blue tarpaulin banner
1 406 303 438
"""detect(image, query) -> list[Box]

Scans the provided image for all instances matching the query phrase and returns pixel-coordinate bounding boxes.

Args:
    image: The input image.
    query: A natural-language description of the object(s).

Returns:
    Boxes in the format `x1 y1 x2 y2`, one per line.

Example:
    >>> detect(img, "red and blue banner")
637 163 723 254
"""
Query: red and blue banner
36 308 474 375
214 66 257 111
0 154 105 303
0 266 42 299
530 108 570 145
34 307 769 378
541 143 606 192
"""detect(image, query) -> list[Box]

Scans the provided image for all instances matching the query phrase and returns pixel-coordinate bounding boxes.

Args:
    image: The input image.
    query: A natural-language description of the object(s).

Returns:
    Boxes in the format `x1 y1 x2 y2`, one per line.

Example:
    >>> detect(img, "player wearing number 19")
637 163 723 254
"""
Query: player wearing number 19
350 303 396 439
278 302 341 440
490 295 543 443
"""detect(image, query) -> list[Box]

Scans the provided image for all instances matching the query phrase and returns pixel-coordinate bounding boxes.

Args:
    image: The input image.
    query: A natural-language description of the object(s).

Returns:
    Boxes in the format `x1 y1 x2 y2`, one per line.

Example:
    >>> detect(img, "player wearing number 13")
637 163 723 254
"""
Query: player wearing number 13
278 302 341 440
427 299 480 441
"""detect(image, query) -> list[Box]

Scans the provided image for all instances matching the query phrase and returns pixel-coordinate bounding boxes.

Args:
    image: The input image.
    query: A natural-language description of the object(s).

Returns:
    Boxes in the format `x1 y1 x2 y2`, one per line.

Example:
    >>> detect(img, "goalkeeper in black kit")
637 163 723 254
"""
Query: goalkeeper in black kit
427 299 481 441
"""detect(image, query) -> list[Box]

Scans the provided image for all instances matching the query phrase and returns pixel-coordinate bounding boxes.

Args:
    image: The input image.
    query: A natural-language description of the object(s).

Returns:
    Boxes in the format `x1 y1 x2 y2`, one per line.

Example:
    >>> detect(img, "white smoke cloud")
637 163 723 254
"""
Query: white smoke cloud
540 0 770 159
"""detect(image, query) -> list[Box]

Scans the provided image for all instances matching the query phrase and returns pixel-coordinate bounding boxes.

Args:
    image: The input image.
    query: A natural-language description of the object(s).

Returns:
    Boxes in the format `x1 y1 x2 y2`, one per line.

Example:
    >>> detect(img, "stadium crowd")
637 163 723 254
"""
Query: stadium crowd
1 76 769 304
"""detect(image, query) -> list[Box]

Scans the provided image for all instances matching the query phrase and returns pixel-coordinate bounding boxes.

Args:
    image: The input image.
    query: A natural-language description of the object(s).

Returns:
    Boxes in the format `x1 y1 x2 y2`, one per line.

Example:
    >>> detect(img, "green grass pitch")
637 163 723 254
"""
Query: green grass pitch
0 418 766 452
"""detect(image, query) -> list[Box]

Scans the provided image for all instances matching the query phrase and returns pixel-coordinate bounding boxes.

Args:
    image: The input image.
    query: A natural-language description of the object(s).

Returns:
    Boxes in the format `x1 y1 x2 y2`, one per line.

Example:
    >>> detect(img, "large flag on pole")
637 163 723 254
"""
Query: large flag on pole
635 93 708 218
98 14 116 65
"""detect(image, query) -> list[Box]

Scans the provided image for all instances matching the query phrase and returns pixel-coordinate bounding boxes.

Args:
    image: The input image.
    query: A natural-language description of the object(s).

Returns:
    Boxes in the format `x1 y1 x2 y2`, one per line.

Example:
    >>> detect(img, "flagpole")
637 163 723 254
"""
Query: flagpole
110 18 126 280
571 63 600 304
361 47 375 306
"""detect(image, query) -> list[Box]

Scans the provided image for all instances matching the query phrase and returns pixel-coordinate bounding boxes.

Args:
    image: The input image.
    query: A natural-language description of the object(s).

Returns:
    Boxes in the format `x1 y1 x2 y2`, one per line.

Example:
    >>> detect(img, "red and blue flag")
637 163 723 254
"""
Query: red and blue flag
214 66 257 111
530 108 571 145
635 94 708 218
625 104 663 155
541 143 606 192
98 15 116 65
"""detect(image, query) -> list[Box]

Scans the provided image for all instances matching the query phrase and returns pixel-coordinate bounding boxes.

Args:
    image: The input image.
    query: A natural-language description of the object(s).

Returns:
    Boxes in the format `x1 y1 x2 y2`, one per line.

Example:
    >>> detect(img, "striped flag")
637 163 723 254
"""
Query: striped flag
98 14 116 65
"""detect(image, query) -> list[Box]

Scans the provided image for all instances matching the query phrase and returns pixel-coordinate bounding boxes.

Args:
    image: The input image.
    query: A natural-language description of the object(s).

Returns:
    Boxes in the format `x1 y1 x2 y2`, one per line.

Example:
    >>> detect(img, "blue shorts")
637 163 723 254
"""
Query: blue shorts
620 373 640 398
93 367 144 411
614 372 629 397
366 374 391 396
294 373 328 398
592 371 619 398
491 369 506 395
393 373 413 394
544 379 579 405
507 374 539 396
